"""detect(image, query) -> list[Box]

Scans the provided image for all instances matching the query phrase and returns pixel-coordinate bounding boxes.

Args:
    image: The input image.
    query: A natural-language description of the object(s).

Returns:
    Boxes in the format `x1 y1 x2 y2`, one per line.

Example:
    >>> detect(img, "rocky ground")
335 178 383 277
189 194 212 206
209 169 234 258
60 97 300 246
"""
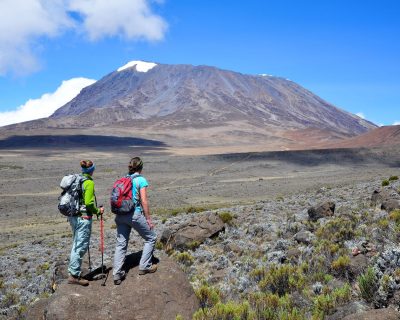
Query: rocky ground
1 146 400 319
159 177 400 319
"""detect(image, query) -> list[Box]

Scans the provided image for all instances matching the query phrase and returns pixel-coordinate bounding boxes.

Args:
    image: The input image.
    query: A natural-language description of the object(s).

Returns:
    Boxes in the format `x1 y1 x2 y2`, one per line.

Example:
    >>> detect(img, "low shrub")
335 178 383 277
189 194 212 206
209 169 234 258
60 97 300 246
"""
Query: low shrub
259 264 305 296
312 284 351 319
377 218 389 229
218 211 233 224
382 180 390 187
193 301 250 320
195 284 221 310
331 255 350 278
315 217 356 244
187 241 201 250
389 175 399 181
155 240 163 250
248 292 306 320
312 293 335 318
358 267 378 303
174 251 194 266
389 209 400 224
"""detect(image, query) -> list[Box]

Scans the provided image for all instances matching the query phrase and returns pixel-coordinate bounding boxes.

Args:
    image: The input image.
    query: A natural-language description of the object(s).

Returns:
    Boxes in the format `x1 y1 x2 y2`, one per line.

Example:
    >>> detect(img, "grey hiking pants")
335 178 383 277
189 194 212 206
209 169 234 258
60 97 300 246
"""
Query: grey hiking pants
113 211 157 280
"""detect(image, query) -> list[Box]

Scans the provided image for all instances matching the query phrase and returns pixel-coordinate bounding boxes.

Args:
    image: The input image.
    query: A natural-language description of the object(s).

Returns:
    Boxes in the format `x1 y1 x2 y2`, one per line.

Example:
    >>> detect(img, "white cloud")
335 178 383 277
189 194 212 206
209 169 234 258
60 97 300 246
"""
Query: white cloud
0 78 96 127
0 0 167 76
394 121 400 125
356 112 365 119
68 0 167 41
0 0 73 76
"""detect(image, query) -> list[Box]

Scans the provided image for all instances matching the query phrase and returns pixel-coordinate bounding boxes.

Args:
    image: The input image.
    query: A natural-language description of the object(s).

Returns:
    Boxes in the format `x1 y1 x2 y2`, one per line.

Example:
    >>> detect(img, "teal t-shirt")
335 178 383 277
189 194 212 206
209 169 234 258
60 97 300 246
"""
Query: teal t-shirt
130 174 149 213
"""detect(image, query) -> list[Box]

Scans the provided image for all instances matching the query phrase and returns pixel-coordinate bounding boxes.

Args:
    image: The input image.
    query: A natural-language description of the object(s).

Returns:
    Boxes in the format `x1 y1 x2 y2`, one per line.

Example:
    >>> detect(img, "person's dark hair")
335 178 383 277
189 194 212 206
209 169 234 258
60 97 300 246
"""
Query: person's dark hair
80 159 95 174
80 160 94 169
129 157 143 174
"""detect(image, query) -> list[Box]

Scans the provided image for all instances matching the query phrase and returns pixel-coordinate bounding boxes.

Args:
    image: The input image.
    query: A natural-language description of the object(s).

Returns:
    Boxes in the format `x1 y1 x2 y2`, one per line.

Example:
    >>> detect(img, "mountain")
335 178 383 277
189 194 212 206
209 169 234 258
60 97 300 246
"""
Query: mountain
51 61 374 134
326 125 400 148
0 61 377 151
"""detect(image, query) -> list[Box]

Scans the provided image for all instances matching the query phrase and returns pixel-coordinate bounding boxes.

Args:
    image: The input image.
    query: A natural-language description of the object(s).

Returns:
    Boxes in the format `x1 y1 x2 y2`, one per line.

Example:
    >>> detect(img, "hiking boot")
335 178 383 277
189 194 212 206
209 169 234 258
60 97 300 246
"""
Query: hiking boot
68 274 89 286
138 265 157 275
113 270 126 285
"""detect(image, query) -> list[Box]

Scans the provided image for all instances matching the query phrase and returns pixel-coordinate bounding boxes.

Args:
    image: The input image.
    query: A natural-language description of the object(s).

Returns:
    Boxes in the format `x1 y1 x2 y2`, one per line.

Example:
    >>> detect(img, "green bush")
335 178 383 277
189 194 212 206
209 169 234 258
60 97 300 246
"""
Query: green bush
358 267 378 303
193 301 250 320
248 292 306 320
315 217 356 244
155 240 163 250
312 293 335 318
187 241 201 250
389 175 399 181
259 264 305 296
195 285 221 310
382 180 390 187
389 210 400 224
331 255 350 278
174 252 194 266
219 211 233 224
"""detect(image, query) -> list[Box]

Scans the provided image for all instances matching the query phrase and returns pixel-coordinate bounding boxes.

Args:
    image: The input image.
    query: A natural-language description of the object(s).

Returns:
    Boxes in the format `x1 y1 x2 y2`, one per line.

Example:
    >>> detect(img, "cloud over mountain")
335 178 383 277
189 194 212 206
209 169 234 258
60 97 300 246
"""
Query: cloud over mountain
0 77 95 127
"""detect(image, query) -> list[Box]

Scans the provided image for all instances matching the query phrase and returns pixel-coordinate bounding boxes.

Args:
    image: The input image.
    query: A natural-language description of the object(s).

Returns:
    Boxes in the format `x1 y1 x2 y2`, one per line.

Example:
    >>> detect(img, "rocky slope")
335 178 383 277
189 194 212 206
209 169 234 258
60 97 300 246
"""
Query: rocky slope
2 176 400 319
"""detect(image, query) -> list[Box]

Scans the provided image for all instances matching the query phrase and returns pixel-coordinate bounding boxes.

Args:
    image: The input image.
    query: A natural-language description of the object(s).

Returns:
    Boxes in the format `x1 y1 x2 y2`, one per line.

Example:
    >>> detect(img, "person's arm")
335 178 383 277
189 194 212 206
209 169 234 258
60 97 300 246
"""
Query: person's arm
139 187 153 229
83 180 103 216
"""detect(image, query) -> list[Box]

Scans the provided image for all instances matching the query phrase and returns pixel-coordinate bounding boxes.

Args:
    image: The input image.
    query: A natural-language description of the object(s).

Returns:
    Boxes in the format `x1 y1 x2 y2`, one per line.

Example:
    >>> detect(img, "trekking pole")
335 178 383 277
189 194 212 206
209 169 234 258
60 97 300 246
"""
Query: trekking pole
99 206 107 286
88 245 92 272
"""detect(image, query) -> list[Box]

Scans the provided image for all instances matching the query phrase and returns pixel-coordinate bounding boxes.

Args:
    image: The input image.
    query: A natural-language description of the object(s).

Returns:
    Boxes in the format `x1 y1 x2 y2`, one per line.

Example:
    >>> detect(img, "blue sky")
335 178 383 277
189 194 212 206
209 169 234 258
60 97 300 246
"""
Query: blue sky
0 0 399 126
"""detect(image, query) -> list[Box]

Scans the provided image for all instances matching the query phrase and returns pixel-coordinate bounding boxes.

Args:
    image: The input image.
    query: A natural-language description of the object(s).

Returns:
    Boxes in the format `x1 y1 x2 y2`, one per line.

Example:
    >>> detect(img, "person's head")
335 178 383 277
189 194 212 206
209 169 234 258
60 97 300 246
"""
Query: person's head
128 157 143 174
80 160 95 176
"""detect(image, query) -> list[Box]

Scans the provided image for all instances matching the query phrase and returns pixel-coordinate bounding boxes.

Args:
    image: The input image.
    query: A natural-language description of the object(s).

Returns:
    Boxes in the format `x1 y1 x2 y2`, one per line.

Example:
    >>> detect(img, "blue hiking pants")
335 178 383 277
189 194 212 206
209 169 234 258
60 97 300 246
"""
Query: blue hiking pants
113 211 157 280
68 216 92 277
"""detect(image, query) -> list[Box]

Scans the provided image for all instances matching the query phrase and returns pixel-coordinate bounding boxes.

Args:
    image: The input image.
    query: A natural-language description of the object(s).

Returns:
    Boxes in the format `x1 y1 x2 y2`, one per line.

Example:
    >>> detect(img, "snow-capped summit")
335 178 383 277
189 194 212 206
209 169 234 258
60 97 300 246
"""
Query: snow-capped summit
117 60 157 72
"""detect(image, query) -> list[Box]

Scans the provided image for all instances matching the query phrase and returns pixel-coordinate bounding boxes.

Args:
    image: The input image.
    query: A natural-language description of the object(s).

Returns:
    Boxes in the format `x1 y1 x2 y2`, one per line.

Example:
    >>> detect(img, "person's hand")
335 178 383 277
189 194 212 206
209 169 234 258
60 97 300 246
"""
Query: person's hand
147 218 154 230
99 207 104 215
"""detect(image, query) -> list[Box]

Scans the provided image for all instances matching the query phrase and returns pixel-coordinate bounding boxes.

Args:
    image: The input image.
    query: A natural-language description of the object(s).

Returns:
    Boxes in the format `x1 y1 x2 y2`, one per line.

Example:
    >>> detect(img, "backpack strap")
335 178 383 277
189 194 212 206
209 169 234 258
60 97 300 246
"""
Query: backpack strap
129 174 142 207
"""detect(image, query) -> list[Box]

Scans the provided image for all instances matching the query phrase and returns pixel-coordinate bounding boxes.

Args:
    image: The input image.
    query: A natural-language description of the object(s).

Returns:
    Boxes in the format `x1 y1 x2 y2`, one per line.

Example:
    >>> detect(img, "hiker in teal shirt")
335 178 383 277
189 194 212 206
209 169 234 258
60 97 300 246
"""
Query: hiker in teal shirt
68 160 104 286
113 157 157 285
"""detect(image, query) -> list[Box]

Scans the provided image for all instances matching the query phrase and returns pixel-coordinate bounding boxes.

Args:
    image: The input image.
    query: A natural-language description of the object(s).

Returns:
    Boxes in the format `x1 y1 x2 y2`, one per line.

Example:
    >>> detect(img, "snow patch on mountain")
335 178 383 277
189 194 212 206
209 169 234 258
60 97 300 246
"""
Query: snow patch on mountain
117 60 157 72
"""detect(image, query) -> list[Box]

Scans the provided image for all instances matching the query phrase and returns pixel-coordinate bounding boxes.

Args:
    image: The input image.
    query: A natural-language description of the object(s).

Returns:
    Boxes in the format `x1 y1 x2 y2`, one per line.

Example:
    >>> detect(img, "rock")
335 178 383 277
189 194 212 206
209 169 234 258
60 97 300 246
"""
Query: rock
371 188 400 210
326 301 370 320
294 230 315 245
348 254 369 279
27 254 199 320
286 248 301 262
308 201 336 221
160 212 225 250
382 199 400 212
342 308 400 320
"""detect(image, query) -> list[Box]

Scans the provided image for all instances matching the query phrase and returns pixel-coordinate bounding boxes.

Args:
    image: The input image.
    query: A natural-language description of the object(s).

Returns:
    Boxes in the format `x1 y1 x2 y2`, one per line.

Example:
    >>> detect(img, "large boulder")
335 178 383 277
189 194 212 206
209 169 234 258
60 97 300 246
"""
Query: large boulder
308 201 335 222
371 188 400 211
382 199 400 212
342 308 400 320
325 301 370 320
160 212 225 250
27 253 199 320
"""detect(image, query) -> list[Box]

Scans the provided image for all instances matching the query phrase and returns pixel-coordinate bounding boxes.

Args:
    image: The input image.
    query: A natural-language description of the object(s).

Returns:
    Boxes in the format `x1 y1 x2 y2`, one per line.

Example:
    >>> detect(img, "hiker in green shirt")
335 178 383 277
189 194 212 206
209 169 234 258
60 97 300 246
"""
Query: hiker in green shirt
68 160 104 286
